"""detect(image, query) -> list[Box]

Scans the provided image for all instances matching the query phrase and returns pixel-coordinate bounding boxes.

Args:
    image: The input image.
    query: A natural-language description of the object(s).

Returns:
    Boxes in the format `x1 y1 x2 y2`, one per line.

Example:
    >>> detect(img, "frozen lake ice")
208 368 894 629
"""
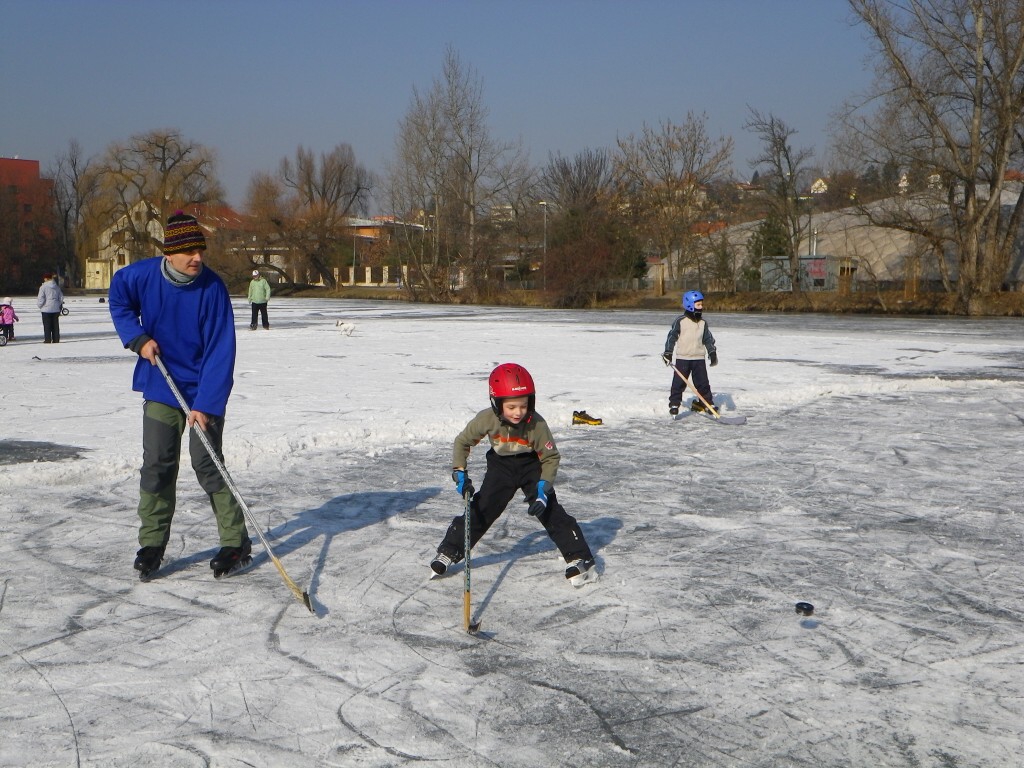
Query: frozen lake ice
1 296 1023 766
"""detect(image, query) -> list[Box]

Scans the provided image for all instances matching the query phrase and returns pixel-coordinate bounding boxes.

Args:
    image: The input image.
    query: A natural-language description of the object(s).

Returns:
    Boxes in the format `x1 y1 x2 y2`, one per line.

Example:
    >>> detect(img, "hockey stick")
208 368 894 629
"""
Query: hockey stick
463 490 481 633
155 355 313 612
667 361 747 425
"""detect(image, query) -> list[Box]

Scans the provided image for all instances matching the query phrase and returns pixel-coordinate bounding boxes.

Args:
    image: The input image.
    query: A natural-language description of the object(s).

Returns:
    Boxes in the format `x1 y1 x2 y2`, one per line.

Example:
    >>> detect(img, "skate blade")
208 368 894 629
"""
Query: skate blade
429 563 461 580
569 568 600 588
213 555 254 580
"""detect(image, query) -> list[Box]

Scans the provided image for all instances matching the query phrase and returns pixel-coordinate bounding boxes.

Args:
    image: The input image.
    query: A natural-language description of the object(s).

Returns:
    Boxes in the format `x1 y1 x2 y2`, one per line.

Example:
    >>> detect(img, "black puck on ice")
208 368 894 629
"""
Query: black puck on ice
795 601 814 616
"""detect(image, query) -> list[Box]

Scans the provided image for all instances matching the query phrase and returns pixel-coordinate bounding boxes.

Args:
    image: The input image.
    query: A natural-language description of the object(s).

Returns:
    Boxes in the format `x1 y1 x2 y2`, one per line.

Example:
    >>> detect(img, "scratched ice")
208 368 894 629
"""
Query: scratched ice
1 296 1022 767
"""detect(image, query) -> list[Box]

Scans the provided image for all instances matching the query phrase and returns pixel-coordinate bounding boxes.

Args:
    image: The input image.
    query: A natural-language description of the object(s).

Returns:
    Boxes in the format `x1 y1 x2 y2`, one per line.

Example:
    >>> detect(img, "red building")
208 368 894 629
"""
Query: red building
0 157 57 291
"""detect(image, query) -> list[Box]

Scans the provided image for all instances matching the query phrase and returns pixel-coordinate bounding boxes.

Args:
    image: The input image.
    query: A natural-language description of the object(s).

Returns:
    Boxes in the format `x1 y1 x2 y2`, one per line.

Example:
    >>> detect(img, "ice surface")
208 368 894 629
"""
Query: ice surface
1 296 1023 766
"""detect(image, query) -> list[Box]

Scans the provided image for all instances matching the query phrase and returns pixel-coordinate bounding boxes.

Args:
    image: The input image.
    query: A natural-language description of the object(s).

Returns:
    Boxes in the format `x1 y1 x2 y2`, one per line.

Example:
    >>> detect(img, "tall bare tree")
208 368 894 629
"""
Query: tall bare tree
387 73 455 301
616 114 733 282
745 109 815 294
95 129 221 262
50 140 100 286
387 45 527 302
841 0 1024 314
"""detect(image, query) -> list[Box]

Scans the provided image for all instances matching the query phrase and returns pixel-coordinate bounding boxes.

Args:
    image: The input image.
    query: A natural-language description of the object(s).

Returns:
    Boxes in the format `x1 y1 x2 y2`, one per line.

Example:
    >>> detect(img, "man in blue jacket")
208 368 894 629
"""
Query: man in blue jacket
109 210 251 580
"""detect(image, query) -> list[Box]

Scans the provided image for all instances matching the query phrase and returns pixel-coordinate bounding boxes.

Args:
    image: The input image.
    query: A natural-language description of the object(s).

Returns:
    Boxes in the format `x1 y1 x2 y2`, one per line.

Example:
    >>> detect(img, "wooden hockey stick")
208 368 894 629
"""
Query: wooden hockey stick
155 355 314 612
667 361 747 425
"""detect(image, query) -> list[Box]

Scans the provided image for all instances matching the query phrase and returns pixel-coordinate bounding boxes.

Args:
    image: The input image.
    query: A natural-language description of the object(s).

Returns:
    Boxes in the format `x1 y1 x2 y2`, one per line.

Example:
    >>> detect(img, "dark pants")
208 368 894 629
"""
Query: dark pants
136 401 249 549
437 449 592 563
41 312 60 343
250 303 269 329
669 358 713 407
1 324 12 341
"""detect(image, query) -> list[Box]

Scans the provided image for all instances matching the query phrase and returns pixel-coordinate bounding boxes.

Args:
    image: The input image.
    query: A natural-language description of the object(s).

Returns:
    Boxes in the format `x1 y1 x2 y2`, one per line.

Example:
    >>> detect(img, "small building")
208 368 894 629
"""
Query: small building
90 201 256 290
88 201 163 289
760 255 857 292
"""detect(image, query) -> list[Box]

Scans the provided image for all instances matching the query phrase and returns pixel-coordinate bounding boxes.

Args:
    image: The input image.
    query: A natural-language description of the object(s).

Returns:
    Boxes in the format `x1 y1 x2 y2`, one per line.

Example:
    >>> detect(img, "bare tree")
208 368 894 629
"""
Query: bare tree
539 148 615 214
95 129 221 262
535 148 643 305
616 114 733 282
241 171 293 288
841 0 1024 314
745 109 815 294
50 140 99 286
269 144 373 287
387 80 451 301
387 45 527 302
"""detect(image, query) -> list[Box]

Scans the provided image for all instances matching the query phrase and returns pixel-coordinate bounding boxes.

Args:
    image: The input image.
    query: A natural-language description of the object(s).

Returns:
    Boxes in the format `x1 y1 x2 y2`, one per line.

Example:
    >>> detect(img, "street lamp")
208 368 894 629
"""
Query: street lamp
538 200 547 290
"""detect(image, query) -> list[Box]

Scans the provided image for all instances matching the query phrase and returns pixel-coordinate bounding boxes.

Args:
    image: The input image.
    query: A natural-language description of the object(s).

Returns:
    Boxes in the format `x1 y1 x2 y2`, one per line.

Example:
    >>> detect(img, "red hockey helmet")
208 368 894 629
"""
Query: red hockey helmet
489 363 536 417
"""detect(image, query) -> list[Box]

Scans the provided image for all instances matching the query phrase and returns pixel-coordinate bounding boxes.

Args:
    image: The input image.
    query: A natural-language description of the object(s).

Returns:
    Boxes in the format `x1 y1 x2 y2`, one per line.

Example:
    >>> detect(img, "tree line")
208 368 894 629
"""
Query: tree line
9 1 1024 314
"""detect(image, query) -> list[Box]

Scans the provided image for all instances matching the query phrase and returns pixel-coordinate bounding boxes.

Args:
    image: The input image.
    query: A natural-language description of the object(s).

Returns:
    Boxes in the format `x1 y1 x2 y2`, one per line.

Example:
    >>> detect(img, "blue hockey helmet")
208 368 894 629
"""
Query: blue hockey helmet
682 290 704 313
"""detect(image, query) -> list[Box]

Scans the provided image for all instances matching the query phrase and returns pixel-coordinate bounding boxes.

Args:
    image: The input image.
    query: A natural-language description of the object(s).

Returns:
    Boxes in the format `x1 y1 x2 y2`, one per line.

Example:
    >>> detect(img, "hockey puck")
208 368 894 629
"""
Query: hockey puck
795 601 814 616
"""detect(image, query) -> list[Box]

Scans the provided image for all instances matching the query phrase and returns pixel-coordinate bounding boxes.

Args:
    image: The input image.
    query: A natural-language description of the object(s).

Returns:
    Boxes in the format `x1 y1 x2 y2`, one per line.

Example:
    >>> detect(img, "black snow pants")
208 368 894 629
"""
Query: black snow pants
41 312 60 343
437 449 592 563
669 358 713 407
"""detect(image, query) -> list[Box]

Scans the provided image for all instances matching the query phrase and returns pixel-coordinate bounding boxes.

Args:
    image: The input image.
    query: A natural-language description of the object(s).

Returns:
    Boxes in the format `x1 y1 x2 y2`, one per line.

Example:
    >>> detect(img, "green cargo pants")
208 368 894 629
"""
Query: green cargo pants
137 401 249 549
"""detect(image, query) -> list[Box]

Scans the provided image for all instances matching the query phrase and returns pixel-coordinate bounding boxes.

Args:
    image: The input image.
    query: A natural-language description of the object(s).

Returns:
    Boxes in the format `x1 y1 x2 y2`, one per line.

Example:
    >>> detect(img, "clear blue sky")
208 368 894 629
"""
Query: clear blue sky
2 0 874 208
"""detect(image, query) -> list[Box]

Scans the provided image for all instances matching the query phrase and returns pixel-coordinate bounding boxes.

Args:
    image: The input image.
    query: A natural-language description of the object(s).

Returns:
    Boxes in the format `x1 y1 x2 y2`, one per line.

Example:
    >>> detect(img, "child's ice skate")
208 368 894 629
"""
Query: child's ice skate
565 557 598 587
429 550 463 578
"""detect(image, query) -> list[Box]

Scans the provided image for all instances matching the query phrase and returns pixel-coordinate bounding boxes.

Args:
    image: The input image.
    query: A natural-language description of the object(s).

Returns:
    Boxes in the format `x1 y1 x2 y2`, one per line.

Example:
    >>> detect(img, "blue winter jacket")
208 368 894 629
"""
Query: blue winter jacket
109 257 236 416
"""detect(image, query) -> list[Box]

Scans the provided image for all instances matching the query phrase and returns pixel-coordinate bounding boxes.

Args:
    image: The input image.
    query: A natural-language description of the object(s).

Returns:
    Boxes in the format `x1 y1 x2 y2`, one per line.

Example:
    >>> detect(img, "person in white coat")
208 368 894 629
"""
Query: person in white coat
37 273 64 343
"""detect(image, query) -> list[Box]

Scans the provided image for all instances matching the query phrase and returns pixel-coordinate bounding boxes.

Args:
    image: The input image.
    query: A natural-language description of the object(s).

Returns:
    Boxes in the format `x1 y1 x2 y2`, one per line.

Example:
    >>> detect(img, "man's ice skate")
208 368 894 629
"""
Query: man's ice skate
690 399 711 413
669 405 679 417
134 545 165 581
210 539 253 579
565 557 598 587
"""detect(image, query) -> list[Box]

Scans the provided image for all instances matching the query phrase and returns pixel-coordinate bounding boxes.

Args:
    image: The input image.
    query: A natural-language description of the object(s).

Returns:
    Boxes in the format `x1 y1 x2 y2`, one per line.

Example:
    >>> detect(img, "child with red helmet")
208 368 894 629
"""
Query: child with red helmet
430 363 597 586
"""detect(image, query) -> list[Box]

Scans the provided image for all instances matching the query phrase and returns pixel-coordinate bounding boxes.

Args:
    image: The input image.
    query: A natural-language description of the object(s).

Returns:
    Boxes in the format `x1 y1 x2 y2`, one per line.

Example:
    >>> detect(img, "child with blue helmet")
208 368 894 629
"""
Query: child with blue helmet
662 290 717 415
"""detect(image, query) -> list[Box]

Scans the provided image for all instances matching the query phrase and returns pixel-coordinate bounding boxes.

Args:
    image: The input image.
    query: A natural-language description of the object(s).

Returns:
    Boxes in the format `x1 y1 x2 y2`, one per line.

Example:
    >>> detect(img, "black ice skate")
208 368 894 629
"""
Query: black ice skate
134 545 165 581
429 550 463 579
211 540 253 579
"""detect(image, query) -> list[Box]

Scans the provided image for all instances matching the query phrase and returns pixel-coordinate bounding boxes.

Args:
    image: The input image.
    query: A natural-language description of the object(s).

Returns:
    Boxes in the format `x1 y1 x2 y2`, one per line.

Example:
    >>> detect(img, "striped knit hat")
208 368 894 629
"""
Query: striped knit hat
162 211 206 255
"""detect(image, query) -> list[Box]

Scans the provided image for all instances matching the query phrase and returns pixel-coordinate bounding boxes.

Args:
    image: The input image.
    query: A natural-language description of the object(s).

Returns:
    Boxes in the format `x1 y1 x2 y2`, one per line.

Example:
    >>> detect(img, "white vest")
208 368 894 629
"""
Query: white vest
672 318 707 360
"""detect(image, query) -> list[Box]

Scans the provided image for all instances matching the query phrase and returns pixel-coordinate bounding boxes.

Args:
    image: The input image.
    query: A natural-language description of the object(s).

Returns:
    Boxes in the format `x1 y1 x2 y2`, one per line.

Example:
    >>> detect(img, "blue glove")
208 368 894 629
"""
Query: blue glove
452 469 474 497
709 351 718 367
661 352 672 365
528 480 550 517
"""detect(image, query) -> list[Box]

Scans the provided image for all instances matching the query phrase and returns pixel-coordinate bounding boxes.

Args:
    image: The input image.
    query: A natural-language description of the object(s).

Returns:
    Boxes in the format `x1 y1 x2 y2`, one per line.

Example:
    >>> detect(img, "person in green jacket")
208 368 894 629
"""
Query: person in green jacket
247 269 271 330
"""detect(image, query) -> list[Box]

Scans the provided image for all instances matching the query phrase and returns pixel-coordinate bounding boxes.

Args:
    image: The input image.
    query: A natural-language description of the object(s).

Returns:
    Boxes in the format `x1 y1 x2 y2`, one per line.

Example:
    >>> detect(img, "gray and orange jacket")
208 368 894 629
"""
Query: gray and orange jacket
452 408 561 485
